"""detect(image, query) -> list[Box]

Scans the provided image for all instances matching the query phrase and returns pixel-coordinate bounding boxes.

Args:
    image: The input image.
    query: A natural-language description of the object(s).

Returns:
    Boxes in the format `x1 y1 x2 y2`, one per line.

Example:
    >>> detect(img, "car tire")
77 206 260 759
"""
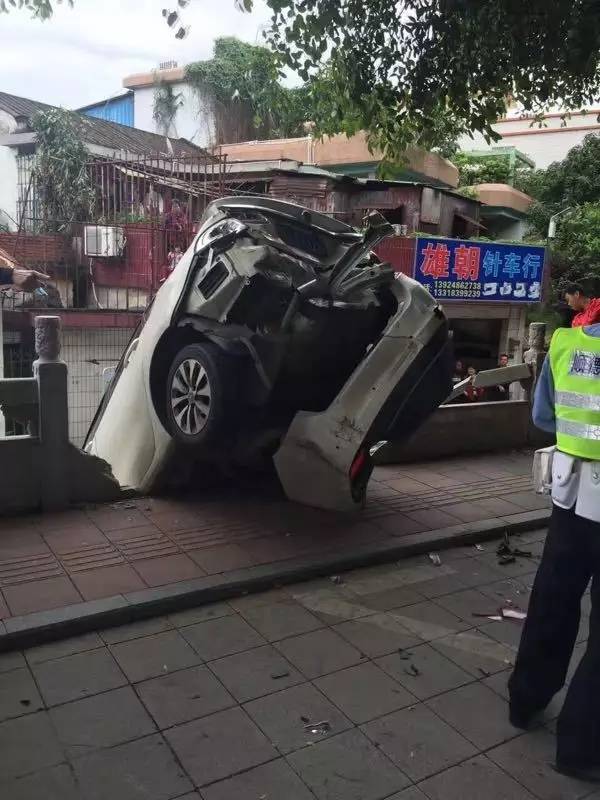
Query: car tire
165 342 232 447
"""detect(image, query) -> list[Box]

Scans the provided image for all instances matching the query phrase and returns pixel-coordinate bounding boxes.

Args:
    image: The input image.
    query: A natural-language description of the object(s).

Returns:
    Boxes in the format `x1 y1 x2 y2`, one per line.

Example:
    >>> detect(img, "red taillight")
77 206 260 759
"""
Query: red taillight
349 449 367 481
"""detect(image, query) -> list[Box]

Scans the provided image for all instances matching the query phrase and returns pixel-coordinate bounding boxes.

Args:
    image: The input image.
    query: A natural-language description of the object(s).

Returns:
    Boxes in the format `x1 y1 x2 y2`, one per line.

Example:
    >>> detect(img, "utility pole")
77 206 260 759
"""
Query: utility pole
547 207 573 239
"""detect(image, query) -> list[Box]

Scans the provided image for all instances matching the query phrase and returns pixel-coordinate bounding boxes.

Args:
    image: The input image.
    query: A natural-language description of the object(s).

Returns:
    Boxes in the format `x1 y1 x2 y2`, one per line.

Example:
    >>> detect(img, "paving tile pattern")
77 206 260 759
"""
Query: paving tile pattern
1 526 596 800
0 452 548 619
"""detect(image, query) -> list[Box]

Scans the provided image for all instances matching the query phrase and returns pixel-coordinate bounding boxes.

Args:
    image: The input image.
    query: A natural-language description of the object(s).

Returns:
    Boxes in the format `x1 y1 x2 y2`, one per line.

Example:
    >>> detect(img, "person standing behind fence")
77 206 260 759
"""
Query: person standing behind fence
489 353 512 401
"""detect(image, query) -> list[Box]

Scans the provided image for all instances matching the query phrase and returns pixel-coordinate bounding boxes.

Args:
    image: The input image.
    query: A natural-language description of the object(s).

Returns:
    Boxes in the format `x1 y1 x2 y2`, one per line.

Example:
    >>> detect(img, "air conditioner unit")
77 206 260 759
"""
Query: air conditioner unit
84 226 125 258
393 224 408 236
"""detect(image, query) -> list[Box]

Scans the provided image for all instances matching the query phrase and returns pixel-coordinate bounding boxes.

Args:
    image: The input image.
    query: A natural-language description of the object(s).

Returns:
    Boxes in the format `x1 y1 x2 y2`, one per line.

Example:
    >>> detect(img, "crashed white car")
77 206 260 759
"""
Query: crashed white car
85 197 453 511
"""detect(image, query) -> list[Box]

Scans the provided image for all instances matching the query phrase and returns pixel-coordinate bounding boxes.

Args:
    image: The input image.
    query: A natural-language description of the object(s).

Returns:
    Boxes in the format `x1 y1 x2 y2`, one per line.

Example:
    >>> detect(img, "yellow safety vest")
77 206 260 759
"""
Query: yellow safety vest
549 326 600 459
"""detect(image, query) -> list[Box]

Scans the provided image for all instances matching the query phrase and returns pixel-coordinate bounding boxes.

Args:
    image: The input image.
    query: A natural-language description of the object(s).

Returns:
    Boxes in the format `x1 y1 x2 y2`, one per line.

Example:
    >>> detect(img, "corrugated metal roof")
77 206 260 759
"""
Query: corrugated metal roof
0 90 207 158
77 92 134 128
0 92 54 119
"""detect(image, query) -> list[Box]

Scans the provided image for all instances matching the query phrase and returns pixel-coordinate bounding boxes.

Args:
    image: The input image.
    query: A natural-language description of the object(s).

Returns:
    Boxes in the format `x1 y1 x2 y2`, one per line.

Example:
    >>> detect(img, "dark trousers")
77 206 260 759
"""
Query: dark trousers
509 504 600 766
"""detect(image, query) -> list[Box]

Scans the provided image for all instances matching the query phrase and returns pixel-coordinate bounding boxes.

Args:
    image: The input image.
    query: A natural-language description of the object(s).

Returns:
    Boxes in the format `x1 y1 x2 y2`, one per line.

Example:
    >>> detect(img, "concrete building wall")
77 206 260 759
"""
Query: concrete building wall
61 327 134 446
459 111 600 168
0 110 18 231
132 84 215 148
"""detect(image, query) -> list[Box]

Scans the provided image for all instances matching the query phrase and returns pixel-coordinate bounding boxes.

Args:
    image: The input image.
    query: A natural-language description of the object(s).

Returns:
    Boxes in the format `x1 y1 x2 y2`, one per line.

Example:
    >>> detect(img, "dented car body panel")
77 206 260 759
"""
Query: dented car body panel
85 197 452 511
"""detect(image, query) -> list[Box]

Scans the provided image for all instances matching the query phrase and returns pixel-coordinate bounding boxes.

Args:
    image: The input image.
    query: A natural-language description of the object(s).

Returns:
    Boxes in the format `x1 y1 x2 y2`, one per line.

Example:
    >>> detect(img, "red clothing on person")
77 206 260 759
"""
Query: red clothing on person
572 298 600 327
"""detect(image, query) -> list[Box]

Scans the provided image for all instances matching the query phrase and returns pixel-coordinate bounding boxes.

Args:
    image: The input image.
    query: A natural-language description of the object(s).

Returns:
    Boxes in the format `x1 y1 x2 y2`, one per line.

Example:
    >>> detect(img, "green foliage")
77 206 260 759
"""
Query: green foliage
520 134 600 237
517 134 600 253
153 82 184 136
12 2 600 169
31 108 94 232
550 204 600 292
185 37 310 143
518 137 600 302
455 153 512 187
260 1 600 163
306 58 467 164
0 0 70 19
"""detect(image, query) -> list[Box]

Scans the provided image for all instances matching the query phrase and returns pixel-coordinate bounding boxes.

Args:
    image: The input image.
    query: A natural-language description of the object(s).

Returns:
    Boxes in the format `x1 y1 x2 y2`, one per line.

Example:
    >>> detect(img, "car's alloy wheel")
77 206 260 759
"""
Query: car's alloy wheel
170 358 212 436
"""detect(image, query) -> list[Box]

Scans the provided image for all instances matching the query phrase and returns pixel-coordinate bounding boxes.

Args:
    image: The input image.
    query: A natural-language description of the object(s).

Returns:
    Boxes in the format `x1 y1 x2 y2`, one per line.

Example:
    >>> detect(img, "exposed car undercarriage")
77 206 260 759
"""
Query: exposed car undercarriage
164 201 412 453
86 197 453 511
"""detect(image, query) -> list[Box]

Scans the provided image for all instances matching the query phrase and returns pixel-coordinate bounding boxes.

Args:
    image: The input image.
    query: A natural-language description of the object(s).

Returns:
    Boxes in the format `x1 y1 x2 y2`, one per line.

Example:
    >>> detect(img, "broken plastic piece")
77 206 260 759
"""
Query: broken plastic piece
429 553 442 567
404 664 421 677
475 544 484 552
501 608 527 621
304 720 331 735
330 575 344 585
270 670 290 679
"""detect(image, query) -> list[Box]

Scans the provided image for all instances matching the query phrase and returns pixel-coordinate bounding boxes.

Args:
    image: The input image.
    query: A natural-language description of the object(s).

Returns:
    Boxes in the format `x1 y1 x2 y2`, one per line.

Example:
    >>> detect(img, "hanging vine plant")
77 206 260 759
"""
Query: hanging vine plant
31 108 95 232
152 80 184 137
185 37 310 145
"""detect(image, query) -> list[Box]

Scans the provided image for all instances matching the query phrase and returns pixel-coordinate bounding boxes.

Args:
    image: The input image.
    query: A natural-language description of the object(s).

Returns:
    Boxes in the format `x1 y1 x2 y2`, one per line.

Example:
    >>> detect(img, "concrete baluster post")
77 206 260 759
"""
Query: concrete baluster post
34 315 69 510
522 322 547 402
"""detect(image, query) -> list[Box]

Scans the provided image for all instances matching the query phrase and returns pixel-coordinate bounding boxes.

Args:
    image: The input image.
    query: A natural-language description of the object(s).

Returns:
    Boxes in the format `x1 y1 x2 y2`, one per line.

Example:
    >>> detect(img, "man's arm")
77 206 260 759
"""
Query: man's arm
0 267 49 290
532 355 556 433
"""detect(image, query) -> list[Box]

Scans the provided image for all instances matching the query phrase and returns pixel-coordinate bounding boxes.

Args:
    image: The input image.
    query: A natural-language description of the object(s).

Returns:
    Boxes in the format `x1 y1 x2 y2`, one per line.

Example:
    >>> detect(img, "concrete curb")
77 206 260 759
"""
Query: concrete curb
0 508 551 653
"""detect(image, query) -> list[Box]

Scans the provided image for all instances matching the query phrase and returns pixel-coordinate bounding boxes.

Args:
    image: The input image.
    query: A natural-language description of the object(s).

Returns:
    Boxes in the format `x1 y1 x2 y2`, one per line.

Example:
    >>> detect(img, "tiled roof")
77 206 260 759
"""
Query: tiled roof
0 90 206 158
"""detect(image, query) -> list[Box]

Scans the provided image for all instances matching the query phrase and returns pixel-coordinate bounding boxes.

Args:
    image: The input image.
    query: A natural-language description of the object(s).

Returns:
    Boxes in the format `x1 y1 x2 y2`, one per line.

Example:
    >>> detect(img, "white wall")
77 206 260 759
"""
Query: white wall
459 112 600 168
0 110 18 231
133 83 216 148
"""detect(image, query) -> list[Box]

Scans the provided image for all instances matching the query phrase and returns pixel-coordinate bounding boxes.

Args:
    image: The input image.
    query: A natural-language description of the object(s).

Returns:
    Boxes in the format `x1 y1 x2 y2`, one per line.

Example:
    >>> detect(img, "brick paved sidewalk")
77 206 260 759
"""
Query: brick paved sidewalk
0 451 549 623
0 528 594 800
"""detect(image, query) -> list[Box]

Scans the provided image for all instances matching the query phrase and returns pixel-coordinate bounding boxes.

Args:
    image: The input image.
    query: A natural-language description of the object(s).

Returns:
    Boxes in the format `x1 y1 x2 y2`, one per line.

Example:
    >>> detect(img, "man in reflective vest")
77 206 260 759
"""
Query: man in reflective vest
509 322 600 781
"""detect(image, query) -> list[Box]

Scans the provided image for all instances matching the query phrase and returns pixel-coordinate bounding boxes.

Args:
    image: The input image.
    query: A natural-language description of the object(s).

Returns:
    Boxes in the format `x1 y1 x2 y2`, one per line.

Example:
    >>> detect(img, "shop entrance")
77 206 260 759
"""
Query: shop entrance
449 318 504 371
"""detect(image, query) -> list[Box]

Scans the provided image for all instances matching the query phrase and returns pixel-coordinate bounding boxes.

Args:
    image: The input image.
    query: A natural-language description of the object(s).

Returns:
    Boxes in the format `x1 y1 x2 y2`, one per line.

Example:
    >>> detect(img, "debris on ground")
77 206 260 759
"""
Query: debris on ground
270 670 291 680
497 533 532 565
303 720 331 736
501 607 527 621
404 663 421 677
428 553 442 567
330 575 344 585
471 605 527 622
474 544 485 552
478 667 491 678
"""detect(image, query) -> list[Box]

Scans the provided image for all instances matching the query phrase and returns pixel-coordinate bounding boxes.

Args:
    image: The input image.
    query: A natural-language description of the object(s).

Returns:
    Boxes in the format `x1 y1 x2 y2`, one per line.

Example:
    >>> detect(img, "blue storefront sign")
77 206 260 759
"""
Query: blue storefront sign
414 237 546 303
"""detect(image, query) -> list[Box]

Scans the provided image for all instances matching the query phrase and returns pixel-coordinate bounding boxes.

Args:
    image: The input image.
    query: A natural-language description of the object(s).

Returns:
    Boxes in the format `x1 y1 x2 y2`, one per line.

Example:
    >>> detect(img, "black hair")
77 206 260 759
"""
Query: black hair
564 282 586 297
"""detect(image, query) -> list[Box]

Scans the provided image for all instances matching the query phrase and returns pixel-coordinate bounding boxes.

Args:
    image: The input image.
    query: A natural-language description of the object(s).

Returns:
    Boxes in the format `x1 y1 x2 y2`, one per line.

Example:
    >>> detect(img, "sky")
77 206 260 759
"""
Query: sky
0 0 273 109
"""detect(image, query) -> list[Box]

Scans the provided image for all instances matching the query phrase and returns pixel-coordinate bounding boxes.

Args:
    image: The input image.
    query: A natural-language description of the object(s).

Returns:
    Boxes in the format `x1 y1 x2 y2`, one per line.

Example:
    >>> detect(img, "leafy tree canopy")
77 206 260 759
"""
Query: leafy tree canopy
262 0 600 161
548 203 600 297
7 2 600 162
